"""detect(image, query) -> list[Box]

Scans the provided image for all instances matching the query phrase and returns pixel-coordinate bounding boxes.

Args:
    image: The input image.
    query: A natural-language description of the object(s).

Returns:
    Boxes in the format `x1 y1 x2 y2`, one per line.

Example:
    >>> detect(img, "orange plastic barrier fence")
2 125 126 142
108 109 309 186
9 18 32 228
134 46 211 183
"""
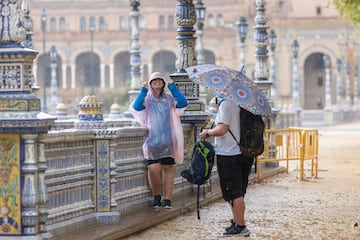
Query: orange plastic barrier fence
256 128 319 181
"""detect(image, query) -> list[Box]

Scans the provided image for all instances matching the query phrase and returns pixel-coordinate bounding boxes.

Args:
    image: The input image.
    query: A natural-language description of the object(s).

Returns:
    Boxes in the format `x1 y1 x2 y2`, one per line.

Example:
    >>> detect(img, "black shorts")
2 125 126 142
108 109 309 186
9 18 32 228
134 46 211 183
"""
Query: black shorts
216 154 254 202
146 157 175 166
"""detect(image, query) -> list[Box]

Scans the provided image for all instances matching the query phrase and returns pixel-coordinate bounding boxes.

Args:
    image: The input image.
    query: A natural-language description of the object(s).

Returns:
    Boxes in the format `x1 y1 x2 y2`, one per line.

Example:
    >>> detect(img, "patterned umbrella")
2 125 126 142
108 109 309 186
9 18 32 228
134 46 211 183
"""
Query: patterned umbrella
185 64 272 117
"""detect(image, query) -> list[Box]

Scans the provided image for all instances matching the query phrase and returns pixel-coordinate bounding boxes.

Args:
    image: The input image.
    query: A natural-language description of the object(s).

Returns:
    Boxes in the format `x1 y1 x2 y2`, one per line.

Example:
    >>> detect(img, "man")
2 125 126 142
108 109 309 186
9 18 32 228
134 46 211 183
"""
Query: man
200 99 253 237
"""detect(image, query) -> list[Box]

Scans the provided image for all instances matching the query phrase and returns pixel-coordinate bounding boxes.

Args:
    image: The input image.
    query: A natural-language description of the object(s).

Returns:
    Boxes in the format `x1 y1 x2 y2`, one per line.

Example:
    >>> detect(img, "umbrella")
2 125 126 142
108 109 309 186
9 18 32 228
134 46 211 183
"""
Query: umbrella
185 64 272 117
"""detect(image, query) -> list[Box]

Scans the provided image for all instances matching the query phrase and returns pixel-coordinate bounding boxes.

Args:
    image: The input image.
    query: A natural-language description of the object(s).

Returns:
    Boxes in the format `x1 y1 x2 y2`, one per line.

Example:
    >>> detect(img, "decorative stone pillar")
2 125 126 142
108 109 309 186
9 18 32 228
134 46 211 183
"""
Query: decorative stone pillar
0 1 55 239
75 96 119 224
253 0 278 166
254 1 270 96
37 134 51 239
171 0 204 111
21 134 38 236
75 95 106 129
128 0 142 103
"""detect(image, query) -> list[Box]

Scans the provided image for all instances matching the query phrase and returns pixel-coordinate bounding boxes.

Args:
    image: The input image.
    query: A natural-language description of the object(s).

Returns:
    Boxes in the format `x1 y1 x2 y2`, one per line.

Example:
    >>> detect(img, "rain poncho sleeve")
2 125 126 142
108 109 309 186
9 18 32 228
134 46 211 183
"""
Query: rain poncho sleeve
129 83 188 163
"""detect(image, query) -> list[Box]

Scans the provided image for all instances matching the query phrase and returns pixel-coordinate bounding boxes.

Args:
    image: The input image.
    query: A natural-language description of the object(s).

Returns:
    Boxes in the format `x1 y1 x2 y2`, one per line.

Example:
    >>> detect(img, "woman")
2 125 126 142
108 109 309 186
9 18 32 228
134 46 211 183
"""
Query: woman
130 72 188 209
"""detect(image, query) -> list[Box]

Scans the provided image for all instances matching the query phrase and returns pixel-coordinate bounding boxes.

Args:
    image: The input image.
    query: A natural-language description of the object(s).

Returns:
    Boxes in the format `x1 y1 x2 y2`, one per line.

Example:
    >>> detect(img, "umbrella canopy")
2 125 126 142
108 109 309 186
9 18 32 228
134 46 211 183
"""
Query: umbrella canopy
185 64 272 117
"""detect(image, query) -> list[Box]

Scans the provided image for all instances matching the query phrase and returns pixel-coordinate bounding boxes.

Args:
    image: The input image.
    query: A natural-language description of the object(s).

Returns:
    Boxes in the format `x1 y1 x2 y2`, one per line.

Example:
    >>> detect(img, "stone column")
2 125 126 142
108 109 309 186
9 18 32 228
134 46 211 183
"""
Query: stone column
336 58 342 110
21 134 39 236
37 135 51 239
71 64 76 89
109 63 115 88
323 54 332 110
100 63 106 88
62 65 67 89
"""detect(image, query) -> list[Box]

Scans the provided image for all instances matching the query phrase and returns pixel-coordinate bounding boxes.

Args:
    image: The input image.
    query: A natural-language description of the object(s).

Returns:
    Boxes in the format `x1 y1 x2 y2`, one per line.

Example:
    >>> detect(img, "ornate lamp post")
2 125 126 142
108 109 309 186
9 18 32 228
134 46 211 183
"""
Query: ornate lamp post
89 18 95 95
353 65 358 111
253 0 272 107
323 54 331 110
195 0 206 65
291 39 300 110
171 0 203 111
236 16 248 71
41 8 47 112
269 29 277 107
49 46 58 114
345 62 351 109
336 58 342 110
195 0 207 106
128 0 142 103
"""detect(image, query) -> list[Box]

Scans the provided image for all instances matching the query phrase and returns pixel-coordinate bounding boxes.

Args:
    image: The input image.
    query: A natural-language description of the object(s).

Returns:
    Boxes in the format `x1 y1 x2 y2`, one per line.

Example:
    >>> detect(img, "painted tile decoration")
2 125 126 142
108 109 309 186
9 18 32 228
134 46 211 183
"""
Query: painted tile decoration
0 134 21 234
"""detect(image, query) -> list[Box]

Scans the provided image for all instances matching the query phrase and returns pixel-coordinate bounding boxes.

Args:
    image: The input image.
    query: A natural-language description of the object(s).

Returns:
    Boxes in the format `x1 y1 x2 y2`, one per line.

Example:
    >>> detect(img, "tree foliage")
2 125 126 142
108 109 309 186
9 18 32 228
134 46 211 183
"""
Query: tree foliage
333 0 360 26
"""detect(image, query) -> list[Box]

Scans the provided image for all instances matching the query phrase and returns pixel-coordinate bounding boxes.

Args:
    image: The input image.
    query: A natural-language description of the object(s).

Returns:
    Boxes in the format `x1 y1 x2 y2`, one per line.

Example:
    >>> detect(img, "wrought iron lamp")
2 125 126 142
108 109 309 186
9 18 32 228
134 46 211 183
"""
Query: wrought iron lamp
236 17 248 70
41 8 47 112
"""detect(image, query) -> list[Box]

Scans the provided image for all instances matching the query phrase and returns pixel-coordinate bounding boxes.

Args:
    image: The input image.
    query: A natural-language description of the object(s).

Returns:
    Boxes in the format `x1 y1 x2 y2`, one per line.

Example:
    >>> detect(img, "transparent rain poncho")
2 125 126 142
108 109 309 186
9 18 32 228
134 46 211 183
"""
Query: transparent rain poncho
130 86 185 164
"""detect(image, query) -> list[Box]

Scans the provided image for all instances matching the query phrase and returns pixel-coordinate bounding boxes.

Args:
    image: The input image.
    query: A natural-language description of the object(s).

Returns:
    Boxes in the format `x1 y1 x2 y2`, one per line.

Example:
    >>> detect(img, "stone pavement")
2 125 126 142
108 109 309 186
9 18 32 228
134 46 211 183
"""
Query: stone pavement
52 165 286 240
119 121 360 240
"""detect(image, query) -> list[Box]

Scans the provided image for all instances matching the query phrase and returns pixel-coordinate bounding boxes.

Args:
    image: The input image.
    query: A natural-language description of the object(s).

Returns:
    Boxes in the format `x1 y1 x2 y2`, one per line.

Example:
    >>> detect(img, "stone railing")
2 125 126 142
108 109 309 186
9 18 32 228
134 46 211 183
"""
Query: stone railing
43 115 211 237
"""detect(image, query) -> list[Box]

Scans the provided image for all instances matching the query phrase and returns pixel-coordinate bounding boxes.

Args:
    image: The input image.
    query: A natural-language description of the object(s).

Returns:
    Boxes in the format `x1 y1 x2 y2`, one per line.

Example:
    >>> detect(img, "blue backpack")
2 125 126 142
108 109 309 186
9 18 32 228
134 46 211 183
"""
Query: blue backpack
181 140 215 219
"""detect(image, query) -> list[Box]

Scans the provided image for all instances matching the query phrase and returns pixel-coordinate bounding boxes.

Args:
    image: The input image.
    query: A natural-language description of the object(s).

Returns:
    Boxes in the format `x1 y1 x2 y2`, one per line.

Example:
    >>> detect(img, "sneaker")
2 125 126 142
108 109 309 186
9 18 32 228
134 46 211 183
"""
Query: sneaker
225 219 235 232
153 195 162 209
163 199 173 209
223 225 250 237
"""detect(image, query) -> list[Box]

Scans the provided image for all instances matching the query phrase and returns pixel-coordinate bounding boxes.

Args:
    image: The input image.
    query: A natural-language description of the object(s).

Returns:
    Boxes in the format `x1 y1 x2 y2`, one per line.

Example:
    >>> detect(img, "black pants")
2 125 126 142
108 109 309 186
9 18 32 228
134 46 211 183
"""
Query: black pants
216 154 254 202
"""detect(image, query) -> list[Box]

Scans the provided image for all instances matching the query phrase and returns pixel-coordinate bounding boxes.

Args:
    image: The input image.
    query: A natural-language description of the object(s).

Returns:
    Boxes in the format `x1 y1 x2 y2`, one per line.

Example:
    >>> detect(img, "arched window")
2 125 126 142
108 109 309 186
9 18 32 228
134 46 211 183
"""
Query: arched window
59 17 66 32
119 16 126 30
50 17 56 32
80 16 86 32
159 15 165 29
217 14 224 27
168 15 174 29
89 16 96 31
99 16 106 31
208 14 215 28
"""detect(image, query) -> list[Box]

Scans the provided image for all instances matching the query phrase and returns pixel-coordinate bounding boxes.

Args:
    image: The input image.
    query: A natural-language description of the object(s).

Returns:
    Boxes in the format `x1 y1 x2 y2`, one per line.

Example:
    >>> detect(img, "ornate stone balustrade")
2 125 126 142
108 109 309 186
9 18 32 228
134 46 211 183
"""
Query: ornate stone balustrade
42 120 201 237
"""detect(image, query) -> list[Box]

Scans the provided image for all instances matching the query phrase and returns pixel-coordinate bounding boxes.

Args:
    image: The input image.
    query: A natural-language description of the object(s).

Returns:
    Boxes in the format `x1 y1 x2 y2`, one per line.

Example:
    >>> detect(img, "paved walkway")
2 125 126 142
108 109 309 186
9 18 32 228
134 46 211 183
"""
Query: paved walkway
121 121 360 239
52 162 285 240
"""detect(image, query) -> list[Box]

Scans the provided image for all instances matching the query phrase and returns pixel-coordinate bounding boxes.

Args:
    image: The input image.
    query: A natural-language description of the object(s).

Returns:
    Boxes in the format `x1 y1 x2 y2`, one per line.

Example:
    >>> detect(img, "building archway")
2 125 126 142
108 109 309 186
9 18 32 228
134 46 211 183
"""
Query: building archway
303 52 329 109
114 51 131 88
36 53 62 89
203 49 216 64
152 50 176 76
75 52 100 95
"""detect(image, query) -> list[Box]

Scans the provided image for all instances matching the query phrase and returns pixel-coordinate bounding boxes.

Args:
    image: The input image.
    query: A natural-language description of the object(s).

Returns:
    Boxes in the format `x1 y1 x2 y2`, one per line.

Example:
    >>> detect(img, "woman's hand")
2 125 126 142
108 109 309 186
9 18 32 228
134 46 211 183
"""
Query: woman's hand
167 79 174 84
143 82 149 88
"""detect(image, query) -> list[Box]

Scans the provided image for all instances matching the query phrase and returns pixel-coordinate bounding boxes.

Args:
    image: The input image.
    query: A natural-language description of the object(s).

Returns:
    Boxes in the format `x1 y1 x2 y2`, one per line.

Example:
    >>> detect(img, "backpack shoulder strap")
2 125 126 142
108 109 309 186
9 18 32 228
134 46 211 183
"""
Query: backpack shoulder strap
228 107 241 146
228 128 239 145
